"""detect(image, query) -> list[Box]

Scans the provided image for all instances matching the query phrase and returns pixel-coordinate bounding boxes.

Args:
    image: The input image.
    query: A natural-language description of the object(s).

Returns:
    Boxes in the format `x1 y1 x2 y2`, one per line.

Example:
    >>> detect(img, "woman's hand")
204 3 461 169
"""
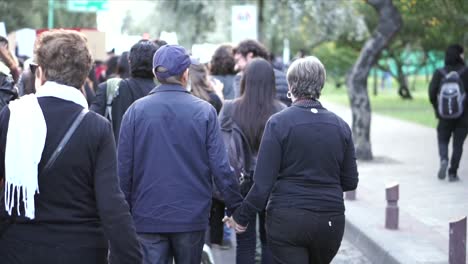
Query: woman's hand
222 216 247 234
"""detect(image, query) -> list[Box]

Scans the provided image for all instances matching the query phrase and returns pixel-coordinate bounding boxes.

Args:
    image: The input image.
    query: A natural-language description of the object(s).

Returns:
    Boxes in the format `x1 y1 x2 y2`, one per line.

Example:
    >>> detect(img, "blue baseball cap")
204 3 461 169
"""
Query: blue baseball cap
152 44 198 79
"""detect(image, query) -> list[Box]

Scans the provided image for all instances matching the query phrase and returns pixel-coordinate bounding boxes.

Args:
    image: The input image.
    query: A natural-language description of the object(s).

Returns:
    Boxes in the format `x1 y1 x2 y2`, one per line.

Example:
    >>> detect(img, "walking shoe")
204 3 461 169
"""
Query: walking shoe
448 173 460 182
438 160 448 180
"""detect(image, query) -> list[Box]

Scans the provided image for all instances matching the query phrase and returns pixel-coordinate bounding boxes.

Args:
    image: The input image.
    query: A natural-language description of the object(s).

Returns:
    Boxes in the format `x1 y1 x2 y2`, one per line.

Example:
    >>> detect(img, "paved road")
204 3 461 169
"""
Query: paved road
325 101 468 263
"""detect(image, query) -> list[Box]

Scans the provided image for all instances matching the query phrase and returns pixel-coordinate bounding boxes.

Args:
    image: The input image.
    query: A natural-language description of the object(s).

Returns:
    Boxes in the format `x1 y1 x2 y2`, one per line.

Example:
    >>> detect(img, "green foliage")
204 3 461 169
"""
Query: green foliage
311 42 359 85
0 0 96 32
322 76 437 128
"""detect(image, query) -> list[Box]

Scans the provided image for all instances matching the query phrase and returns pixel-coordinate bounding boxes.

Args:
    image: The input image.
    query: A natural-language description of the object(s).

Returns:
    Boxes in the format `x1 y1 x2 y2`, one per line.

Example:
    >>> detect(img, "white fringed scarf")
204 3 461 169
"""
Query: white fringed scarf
4 81 88 219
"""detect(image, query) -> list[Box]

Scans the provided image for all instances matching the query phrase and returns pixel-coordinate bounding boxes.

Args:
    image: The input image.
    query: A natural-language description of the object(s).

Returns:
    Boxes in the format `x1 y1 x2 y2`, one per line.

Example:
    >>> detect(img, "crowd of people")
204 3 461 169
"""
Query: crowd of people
0 29 361 264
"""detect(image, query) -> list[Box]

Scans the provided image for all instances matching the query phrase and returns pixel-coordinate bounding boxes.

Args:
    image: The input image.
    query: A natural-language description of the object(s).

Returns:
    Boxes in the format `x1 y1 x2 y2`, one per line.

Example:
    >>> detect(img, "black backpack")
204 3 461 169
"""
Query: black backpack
220 103 256 197
0 73 18 110
437 68 466 119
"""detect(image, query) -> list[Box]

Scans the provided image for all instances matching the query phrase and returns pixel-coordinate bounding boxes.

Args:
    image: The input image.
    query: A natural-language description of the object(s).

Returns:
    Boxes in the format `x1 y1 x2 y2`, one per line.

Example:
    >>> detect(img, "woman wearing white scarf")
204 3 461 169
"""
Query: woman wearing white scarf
0 30 141 264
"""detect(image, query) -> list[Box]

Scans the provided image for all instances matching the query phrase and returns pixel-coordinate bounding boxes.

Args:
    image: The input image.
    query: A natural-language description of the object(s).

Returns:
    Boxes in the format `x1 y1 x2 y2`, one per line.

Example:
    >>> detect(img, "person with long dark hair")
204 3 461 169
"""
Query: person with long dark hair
189 63 222 113
219 58 285 264
225 56 359 264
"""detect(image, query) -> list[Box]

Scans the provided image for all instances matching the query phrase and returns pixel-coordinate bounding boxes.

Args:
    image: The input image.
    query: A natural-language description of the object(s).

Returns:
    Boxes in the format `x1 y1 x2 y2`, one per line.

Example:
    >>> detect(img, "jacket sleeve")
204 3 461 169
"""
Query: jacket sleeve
94 120 142 264
89 82 107 116
340 122 359 192
207 107 243 215
233 118 282 227
428 69 442 114
117 107 135 208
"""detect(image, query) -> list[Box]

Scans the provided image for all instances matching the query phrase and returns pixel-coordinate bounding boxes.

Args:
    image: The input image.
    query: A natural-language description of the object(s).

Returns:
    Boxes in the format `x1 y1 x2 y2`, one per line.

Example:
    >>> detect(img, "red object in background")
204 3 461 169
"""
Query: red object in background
95 64 107 82
142 33 150 40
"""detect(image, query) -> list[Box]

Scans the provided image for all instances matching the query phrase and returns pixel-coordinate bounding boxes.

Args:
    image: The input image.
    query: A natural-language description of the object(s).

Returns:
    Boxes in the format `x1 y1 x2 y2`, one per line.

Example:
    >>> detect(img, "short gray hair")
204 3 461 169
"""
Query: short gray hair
286 56 326 99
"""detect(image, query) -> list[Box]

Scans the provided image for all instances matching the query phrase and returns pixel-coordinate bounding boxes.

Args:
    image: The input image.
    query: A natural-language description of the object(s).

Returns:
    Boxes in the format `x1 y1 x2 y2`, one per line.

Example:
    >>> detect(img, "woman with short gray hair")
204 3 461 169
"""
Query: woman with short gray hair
229 56 359 263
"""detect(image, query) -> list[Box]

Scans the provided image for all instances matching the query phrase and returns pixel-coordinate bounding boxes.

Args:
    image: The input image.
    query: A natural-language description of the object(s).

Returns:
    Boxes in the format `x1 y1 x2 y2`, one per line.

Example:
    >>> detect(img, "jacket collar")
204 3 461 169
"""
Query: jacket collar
149 84 189 95
292 98 324 109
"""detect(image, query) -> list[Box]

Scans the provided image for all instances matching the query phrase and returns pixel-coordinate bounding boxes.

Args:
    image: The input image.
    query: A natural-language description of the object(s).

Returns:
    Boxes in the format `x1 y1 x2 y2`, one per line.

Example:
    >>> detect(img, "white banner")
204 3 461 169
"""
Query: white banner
231 5 257 44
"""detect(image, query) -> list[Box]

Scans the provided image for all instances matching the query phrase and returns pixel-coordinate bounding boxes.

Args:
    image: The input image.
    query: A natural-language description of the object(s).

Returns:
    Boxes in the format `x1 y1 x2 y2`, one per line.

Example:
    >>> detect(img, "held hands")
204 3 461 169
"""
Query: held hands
222 216 247 234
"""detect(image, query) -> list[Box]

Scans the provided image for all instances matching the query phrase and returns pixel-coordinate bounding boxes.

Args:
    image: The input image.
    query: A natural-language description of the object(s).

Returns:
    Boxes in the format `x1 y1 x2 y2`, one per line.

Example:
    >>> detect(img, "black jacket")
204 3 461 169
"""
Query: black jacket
233 100 359 226
0 98 141 263
90 77 155 144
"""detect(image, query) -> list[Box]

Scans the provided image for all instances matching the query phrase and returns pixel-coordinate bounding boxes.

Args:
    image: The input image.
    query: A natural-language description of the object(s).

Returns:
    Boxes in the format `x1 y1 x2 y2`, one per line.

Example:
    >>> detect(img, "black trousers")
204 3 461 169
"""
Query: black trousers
437 118 468 174
265 208 344 264
209 198 225 244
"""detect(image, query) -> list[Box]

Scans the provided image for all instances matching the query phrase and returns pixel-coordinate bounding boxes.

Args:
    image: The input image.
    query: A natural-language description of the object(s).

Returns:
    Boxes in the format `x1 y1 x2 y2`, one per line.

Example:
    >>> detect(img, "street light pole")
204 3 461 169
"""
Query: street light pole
48 0 55 29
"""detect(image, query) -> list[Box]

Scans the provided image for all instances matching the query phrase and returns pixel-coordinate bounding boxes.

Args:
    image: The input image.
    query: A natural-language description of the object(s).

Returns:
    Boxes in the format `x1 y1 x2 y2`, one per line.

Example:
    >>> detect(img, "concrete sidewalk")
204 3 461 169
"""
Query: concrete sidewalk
325 101 468 264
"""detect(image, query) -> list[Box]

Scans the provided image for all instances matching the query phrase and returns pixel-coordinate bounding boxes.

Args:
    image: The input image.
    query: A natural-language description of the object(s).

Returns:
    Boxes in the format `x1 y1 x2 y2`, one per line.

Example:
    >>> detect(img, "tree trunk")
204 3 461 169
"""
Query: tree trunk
346 0 402 160
258 0 265 43
373 68 378 96
394 56 412 99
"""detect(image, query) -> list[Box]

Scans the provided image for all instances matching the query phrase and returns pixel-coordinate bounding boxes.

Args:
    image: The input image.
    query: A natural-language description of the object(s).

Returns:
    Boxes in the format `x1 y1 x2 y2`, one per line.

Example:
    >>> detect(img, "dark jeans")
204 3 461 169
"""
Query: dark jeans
236 211 273 264
0 236 107 264
138 231 205 264
266 208 345 264
437 118 468 174
209 198 225 245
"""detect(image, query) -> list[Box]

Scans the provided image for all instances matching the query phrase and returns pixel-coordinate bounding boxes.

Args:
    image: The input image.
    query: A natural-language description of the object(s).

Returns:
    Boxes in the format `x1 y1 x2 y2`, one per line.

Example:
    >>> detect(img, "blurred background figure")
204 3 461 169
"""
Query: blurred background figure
210 45 236 100
189 63 223 114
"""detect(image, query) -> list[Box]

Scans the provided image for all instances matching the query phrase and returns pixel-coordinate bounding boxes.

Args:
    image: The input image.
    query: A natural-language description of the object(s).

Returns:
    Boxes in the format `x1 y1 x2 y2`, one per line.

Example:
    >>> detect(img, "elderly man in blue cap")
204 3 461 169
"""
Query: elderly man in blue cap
117 45 243 264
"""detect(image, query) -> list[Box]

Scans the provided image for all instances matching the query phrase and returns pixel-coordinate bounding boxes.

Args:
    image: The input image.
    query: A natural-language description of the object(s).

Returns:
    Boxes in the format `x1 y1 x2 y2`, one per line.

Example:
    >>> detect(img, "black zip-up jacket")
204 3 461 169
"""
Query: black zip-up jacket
0 98 142 263
233 100 359 226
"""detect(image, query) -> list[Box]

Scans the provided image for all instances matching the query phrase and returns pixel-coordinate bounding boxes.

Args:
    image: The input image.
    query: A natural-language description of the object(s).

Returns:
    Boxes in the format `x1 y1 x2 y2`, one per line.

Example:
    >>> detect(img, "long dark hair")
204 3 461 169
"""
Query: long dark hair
233 58 276 151
189 64 214 102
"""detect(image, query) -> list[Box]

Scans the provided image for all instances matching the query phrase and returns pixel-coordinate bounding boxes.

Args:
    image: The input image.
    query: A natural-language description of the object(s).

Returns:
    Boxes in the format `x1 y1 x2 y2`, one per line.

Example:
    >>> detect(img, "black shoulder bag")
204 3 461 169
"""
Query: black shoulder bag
0 108 88 237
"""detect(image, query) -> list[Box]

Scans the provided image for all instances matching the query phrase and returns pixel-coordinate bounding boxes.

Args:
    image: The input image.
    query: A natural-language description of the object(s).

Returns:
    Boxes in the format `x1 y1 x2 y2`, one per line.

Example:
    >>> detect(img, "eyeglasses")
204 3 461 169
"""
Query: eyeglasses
29 63 38 75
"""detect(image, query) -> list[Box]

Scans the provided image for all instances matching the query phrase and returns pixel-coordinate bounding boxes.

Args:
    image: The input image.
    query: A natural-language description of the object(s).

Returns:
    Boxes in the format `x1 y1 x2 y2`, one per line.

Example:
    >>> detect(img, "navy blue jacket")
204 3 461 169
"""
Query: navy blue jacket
233 100 359 226
118 84 243 233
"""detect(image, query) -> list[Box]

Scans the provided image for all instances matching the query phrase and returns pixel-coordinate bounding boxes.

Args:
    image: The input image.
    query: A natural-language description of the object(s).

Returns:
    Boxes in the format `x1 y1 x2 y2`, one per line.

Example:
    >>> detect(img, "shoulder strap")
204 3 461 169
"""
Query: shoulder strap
42 108 88 173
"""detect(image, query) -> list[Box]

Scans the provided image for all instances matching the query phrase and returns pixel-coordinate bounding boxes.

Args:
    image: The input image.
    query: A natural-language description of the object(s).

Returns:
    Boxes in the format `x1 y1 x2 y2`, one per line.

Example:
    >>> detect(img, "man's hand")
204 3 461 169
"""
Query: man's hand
223 216 247 234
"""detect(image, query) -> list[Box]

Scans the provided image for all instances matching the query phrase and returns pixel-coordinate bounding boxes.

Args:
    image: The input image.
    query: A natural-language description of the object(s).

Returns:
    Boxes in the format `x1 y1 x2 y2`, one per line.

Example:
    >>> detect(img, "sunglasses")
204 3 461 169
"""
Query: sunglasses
29 63 38 75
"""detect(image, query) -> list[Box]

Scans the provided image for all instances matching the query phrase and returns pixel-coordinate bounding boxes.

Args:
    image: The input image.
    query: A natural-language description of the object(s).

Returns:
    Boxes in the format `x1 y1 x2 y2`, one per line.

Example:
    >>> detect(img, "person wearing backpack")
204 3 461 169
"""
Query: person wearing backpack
219 58 286 264
429 44 468 182
90 40 162 144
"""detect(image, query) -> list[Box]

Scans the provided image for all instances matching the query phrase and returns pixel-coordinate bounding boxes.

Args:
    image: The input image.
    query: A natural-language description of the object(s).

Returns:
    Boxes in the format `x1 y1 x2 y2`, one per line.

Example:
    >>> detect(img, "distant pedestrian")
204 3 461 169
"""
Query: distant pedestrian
118 44 243 264
210 45 237 100
429 44 468 181
226 56 359 264
91 40 159 144
233 40 290 106
189 63 223 113
219 58 285 264
0 29 141 264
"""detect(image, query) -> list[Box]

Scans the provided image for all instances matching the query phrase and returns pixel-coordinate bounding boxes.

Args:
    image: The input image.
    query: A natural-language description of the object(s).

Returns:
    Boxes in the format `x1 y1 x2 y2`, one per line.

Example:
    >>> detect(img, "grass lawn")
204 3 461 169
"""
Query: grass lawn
321 76 438 128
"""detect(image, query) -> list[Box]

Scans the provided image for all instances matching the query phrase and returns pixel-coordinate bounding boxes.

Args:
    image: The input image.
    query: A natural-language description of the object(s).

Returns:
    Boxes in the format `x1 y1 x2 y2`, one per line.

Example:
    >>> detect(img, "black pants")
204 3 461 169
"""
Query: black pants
0 236 108 264
437 118 468 174
266 208 344 264
209 198 225 245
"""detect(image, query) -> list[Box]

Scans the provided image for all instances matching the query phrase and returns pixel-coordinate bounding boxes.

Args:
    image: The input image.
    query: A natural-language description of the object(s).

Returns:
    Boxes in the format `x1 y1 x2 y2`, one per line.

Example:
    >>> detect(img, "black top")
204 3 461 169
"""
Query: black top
0 97 141 263
233 100 359 226
90 77 155 144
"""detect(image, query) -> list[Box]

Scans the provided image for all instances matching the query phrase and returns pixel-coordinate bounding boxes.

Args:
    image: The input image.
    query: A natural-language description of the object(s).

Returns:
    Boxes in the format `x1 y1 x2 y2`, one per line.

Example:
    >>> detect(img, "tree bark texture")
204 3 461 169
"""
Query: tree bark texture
346 0 402 160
